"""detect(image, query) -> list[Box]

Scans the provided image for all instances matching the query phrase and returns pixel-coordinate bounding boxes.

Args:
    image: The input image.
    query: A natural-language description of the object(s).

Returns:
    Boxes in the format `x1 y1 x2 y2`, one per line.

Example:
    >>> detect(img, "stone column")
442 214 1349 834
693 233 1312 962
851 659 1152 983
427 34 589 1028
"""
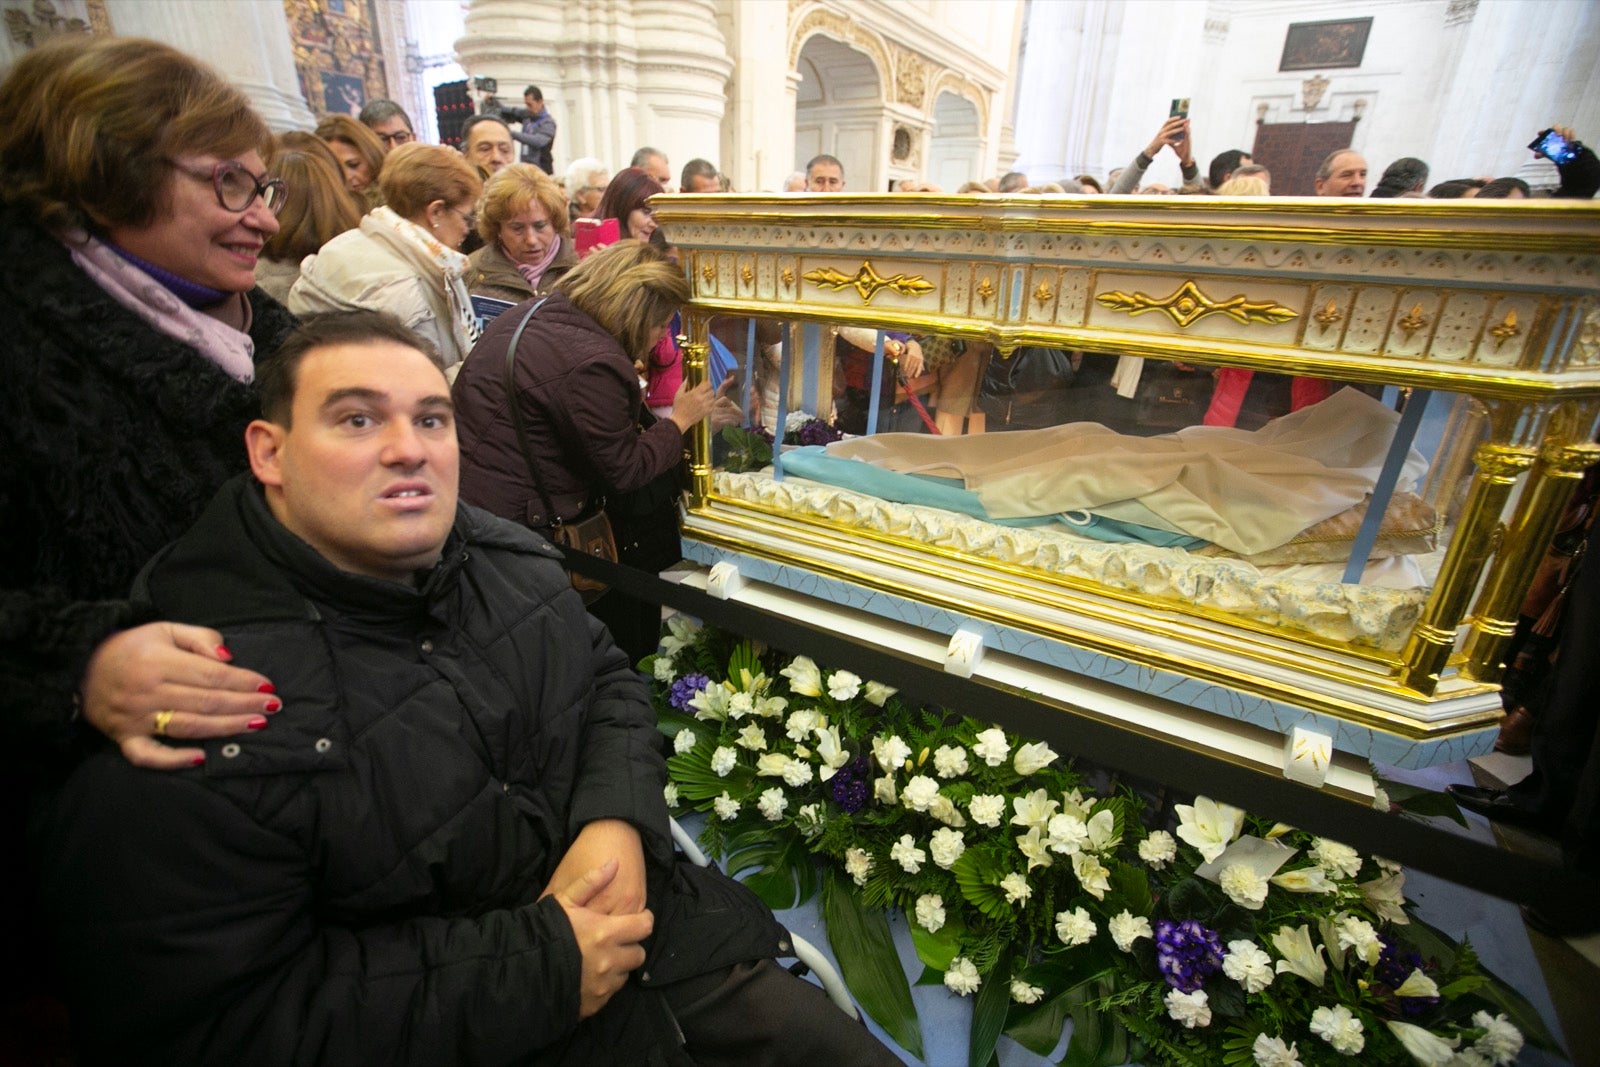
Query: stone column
104 0 314 130
633 0 733 178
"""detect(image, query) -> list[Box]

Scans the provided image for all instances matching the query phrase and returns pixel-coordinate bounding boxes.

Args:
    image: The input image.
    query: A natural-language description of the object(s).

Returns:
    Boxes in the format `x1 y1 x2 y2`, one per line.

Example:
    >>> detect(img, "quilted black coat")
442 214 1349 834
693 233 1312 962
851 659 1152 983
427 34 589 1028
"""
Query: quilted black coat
32 477 784 1064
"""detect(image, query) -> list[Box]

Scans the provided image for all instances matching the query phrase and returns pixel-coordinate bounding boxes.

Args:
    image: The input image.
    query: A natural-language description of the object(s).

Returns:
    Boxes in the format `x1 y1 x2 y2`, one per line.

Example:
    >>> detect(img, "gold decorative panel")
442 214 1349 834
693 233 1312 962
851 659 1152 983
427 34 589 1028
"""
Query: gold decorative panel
285 0 389 117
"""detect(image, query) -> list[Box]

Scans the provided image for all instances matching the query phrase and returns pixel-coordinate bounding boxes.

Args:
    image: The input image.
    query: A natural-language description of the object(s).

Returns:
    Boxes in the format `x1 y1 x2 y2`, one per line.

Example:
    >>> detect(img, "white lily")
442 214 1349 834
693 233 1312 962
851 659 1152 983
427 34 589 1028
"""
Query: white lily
1175 795 1246 863
863 679 897 706
1360 870 1410 925
1393 968 1439 998
1385 1021 1456 1065
780 655 823 696
1012 741 1058 775
1270 924 1327 987
1010 787 1060 830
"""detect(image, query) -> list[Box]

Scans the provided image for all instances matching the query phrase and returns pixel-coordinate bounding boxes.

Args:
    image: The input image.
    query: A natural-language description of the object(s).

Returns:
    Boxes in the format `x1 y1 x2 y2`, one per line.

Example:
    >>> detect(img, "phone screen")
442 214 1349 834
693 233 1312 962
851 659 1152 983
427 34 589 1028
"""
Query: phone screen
1529 128 1578 165
1170 97 1190 119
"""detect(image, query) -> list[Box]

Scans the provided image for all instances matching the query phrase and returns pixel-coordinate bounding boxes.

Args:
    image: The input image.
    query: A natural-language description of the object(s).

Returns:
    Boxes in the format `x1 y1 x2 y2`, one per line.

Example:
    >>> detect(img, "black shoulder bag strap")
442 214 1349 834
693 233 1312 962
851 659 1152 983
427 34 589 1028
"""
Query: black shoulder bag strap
500 298 561 528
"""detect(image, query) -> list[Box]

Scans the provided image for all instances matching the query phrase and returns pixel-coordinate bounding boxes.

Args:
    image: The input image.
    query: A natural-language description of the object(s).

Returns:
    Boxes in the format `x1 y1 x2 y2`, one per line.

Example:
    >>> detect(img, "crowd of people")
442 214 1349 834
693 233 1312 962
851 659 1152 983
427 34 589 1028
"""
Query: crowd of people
3 29 1598 1063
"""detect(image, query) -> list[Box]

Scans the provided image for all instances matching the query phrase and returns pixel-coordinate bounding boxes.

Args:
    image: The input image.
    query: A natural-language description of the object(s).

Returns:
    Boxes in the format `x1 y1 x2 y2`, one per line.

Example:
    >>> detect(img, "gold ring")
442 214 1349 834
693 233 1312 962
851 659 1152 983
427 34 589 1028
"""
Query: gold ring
153 709 176 737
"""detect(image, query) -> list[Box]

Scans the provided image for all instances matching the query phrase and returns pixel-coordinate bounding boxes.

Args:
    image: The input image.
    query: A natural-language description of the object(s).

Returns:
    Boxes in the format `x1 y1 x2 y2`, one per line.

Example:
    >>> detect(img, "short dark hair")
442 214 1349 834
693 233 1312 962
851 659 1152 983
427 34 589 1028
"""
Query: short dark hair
806 154 844 178
523 85 542 102
681 157 718 189
256 311 441 426
1208 149 1249 189
1476 176 1532 198
358 98 413 132
631 146 666 169
460 114 511 147
1369 156 1429 198
1427 178 1487 199
997 171 1027 192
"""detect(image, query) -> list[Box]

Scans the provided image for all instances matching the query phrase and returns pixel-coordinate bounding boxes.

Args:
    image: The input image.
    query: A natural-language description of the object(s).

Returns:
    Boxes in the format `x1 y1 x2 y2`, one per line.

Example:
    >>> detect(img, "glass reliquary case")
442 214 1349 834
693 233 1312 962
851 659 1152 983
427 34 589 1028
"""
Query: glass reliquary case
652 193 1600 783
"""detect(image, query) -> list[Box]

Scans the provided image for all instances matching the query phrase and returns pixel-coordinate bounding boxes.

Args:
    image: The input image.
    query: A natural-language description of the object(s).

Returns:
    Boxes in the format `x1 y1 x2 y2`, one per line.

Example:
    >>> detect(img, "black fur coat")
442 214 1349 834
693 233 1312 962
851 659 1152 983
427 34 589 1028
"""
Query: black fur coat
0 205 298 761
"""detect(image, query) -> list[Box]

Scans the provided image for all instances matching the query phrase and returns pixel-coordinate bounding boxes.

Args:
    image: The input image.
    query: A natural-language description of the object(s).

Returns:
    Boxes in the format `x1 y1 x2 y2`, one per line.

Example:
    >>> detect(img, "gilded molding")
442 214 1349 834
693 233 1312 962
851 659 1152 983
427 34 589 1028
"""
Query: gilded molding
1313 298 1343 332
1397 304 1430 339
1096 279 1298 328
803 261 936 303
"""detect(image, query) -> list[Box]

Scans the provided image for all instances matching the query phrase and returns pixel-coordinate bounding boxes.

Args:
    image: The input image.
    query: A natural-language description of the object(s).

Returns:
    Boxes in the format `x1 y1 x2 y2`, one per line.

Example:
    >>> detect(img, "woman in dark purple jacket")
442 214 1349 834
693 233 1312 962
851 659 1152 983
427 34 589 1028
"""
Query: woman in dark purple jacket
452 241 738 660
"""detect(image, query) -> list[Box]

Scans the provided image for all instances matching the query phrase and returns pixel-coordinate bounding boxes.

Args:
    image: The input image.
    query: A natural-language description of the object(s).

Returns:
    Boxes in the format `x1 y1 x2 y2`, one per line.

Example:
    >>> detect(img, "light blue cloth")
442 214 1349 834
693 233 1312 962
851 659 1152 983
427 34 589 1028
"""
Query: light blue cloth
780 446 1205 548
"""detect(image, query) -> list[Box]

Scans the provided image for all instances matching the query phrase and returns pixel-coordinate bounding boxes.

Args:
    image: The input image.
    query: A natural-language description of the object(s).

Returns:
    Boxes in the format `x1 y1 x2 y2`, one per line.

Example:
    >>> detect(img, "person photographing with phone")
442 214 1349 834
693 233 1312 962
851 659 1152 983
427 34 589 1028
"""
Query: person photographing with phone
1108 106 1204 195
1530 125 1600 198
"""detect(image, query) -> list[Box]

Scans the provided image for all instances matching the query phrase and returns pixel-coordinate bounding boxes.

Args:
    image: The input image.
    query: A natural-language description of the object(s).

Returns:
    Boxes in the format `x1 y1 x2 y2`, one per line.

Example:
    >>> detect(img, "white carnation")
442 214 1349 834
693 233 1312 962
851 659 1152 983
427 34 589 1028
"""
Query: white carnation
943 957 981 997
928 827 966 869
1046 813 1088 855
827 670 862 701
1251 1034 1301 1067
1000 871 1032 904
710 746 738 777
844 847 873 886
781 759 813 787
1010 979 1044 1004
1108 910 1152 952
972 727 1011 766
1470 1011 1523 1066
712 791 739 820
1138 830 1177 869
900 774 941 812
871 735 912 773
914 893 946 932
663 782 678 807
1055 907 1096 947
1164 988 1211 1029
785 709 822 742
932 744 969 778
889 834 927 873
968 794 1005 827
673 728 697 754
1309 838 1363 880
652 656 677 682
1222 939 1275 994
726 691 755 720
1220 863 1270 910
757 787 788 821
1310 1005 1365 1054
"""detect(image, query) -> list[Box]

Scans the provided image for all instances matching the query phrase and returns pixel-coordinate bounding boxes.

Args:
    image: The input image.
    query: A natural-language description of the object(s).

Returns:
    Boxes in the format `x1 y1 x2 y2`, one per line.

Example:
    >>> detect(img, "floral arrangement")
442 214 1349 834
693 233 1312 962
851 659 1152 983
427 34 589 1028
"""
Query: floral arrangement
648 620 1559 1067
720 410 843 473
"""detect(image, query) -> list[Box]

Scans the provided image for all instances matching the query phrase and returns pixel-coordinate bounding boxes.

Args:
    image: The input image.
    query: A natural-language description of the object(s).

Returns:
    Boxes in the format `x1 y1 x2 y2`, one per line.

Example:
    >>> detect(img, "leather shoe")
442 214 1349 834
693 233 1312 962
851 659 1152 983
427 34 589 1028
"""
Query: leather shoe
1445 784 1557 832
1494 705 1534 755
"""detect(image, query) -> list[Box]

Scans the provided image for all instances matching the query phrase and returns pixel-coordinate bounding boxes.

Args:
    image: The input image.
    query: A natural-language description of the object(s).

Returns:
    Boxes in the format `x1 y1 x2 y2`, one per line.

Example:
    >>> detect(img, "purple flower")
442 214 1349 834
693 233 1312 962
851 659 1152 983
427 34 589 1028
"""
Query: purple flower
1154 918 1225 993
829 754 874 814
1376 941 1439 1015
794 418 843 447
669 672 711 711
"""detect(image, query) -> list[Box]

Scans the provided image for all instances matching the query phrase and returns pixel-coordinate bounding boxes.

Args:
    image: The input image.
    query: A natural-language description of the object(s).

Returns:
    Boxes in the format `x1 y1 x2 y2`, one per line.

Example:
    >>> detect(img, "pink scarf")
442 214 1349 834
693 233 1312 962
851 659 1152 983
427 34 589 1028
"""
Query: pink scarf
62 228 257 383
512 235 564 294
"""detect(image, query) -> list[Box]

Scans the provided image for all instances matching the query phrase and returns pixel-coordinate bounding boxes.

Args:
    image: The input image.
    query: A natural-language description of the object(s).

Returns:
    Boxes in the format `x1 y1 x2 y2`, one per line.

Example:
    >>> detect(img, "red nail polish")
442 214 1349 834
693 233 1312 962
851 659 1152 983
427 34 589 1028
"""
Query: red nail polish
247 717 268 730
215 645 233 661
257 682 276 694
191 754 206 766
264 699 282 713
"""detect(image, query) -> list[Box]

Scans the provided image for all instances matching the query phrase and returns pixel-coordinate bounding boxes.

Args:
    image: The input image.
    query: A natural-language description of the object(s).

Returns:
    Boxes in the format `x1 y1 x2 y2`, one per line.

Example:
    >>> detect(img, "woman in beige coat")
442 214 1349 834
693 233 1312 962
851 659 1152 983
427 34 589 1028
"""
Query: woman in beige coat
289 143 482 369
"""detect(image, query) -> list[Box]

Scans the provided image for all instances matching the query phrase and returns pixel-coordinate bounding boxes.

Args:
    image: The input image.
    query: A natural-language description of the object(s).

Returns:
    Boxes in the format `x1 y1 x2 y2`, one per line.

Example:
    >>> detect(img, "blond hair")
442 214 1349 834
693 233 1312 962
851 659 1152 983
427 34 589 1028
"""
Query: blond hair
477 163 571 243
0 36 270 231
378 142 482 221
556 241 690 361
1215 176 1269 197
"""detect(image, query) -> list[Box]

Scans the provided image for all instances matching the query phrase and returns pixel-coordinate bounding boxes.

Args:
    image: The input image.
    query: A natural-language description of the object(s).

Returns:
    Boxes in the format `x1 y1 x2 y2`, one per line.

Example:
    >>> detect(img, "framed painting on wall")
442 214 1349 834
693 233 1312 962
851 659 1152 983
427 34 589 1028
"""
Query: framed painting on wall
1279 17 1373 71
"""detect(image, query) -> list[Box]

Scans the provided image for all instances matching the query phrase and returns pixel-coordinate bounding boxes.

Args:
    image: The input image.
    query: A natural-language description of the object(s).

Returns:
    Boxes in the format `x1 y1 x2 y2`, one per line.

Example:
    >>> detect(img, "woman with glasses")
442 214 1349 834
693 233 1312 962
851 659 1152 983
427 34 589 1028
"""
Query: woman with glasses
466 163 577 303
0 34 299 1027
289 142 483 370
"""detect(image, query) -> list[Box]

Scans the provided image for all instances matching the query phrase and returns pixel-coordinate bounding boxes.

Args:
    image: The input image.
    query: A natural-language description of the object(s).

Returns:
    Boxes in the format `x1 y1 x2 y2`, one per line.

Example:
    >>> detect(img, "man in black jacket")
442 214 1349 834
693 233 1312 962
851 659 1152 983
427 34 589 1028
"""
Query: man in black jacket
33 311 896 1065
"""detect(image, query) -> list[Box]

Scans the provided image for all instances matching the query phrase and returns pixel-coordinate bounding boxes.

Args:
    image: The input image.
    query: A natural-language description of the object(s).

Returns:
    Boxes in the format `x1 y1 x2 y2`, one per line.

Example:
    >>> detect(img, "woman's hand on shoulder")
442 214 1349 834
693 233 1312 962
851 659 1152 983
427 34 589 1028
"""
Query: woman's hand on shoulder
81 622 278 770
